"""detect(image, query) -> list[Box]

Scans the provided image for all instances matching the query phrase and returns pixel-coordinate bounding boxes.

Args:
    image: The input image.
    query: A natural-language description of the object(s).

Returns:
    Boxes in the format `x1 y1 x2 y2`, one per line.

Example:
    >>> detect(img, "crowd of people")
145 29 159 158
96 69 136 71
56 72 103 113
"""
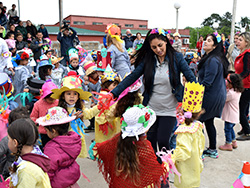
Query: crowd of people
0 2 249 187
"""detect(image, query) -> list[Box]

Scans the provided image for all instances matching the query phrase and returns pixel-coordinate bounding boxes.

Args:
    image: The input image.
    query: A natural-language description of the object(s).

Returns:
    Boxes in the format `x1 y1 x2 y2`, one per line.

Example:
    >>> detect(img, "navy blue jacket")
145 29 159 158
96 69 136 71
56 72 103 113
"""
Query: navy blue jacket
57 27 77 56
38 27 49 38
111 52 196 105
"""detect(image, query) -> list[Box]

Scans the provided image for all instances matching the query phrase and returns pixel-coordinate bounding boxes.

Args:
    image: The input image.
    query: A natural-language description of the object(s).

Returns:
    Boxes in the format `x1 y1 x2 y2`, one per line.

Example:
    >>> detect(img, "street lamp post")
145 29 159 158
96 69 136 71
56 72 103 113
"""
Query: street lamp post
230 0 237 44
213 22 219 33
174 2 181 33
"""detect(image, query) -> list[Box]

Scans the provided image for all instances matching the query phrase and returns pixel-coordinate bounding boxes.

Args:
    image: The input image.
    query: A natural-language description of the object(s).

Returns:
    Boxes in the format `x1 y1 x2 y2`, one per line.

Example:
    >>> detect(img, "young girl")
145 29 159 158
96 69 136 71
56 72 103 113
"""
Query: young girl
51 73 101 158
95 105 167 187
67 47 85 76
8 118 51 187
13 51 32 106
5 32 16 50
50 55 67 88
219 73 244 151
30 81 58 147
36 107 81 188
171 82 205 188
38 54 53 81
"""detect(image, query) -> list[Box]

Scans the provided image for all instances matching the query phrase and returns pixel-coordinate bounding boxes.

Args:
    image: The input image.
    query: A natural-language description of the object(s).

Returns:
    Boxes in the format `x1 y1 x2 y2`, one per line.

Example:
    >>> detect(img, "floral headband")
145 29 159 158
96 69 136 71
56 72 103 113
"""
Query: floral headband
16 52 29 60
213 32 221 43
149 28 170 37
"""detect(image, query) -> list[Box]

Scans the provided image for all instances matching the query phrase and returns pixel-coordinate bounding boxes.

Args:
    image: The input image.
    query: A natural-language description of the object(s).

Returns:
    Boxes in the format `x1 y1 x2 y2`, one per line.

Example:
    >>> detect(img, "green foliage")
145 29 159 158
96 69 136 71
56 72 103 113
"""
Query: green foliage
240 17 250 31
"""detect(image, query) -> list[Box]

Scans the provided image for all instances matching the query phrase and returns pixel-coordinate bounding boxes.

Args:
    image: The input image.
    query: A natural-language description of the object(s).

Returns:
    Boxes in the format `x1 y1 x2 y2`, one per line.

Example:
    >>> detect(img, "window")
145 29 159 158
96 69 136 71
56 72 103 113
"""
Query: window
92 22 103 25
73 21 85 25
113 23 119 26
125 24 134 28
139 25 147 28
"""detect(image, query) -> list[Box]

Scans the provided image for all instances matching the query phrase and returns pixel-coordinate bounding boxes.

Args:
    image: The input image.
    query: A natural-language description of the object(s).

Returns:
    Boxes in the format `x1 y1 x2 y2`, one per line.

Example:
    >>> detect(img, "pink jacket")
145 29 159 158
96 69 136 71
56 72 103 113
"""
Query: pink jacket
221 88 241 124
30 98 58 134
44 131 81 188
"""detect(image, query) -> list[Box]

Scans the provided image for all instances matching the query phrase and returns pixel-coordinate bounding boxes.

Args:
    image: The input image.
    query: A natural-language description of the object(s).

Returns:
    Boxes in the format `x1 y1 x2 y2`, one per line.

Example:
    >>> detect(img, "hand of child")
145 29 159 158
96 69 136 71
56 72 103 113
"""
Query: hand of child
74 110 83 119
23 88 29 92
31 71 35 76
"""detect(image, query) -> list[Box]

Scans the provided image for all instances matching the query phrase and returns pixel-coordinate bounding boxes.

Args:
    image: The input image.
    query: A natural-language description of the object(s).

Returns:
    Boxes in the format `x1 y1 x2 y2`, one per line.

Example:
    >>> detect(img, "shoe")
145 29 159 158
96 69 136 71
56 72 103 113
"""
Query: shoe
219 143 233 151
236 134 250 141
237 129 244 135
203 148 219 159
232 140 238 149
84 126 95 133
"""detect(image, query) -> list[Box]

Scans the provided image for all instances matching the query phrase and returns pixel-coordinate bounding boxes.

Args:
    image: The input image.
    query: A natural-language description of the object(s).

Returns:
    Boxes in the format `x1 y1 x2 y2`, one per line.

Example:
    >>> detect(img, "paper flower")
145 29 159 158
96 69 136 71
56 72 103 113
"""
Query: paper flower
46 114 51 120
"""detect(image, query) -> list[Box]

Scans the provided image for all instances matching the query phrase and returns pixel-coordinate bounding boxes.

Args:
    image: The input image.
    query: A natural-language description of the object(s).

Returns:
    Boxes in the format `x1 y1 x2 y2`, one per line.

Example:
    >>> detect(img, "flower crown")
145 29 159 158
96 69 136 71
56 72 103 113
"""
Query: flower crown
213 32 221 43
16 52 29 61
149 28 170 37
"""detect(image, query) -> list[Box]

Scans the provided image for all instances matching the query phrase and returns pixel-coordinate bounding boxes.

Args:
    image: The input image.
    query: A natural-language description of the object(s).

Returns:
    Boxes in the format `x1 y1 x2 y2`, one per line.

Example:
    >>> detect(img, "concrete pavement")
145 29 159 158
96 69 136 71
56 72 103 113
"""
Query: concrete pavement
76 118 250 188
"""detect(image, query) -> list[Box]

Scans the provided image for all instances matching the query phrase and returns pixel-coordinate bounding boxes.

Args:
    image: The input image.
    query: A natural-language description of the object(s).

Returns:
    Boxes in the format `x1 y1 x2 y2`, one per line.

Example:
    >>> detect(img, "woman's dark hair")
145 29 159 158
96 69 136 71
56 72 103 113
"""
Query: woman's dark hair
134 29 177 94
114 90 141 117
58 91 83 114
101 80 119 90
45 122 69 136
227 73 245 93
185 111 202 125
39 65 52 81
8 106 30 124
198 33 229 78
8 118 38 173
115 134 140 184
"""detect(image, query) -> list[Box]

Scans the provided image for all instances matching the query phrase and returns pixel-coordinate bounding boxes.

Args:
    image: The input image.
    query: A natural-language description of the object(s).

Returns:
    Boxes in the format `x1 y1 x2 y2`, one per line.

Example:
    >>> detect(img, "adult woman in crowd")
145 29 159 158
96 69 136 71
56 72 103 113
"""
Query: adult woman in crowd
226 32 240 72
198 33 229 158
26 20 37 38
106 24 131 78
133 32 144 50
104 28 195 151
234 32 250 141
7 24 16 36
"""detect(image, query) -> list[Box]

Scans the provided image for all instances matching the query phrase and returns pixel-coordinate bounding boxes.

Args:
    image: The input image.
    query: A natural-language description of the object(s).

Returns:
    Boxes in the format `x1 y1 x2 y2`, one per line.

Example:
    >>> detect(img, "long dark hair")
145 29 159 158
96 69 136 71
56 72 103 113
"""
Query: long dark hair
8 118 38 173
227 73 245 93
198 34 229 78
58 91 83 114
134 29 177 94
38 65 52 81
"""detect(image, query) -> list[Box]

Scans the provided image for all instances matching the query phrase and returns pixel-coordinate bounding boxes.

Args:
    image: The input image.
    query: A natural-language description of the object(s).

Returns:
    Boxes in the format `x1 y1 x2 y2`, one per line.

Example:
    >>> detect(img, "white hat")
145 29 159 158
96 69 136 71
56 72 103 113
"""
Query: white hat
173 32 181 37
121 104 156 140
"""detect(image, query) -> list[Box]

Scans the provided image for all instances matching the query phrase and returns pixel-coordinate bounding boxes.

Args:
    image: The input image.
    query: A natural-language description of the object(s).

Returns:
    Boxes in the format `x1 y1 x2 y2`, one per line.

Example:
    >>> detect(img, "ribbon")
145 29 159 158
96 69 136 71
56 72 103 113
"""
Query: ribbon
92 91 114 117
88 140 96 160
99 122 113 136
0 174 10 188
69 110 87 137
184 111 192 119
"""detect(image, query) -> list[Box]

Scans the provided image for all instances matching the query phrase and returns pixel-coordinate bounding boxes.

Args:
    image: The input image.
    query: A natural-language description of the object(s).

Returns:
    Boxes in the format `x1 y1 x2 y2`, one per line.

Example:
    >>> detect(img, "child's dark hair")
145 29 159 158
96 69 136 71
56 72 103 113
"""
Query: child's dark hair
44 93 52 99
114 90 141 117
8 106 30 124
45 122 69 136
185 111 203 125
58 91 83 114
101 80 119 90
8 118 38 173
227 73 245 93
39 65 52 81
16 51 29 65
115 134 140 184
5 32 14 39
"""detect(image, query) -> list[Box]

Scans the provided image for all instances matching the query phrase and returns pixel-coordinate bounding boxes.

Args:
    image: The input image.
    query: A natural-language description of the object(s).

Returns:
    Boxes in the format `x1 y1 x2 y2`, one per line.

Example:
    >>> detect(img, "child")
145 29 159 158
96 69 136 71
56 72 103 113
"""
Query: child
8 118 51 187
67 47 84 76
5 32 16 50
30 81 58 147
13 51 31 106
50 55 67 88
38 54 53 81
189 53 198 77
51 73 101 158
0 106 30 179
95 105 167 187
219 74 244 151
171 82 205 188
36 107 81 188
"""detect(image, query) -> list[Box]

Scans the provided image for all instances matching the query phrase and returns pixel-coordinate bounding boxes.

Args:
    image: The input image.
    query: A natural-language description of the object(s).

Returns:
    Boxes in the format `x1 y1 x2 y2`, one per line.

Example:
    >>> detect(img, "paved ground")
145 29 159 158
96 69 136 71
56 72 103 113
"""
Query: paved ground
76 118 250 188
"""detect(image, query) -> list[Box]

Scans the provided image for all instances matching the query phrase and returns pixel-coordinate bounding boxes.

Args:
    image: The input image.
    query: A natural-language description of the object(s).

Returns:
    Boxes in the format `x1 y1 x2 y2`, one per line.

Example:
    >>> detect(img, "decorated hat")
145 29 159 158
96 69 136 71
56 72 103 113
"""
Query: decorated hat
51 55 64 65
40 81 58 99
106 24 123 43
0 73 14 97
191 53 198 59
36 106 76 126
51 74 92 101
173 32 181 37
100 64 120 84
76 45 88 66
38 54 53 69
182 82 205 113
121 104 156 140
83 60 98 76
67 47 79 62
27 77 45 94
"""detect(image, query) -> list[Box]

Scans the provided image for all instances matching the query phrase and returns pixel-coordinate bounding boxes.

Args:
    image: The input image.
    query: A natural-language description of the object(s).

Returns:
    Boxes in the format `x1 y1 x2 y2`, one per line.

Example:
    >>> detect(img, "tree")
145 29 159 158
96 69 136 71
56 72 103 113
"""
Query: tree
202 13 221 27
240 16 250 31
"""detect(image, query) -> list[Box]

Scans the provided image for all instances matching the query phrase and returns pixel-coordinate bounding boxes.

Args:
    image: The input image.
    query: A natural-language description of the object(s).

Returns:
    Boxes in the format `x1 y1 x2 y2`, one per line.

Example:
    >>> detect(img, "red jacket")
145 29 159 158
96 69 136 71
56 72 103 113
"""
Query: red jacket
234 49 250 88
196 41 203 53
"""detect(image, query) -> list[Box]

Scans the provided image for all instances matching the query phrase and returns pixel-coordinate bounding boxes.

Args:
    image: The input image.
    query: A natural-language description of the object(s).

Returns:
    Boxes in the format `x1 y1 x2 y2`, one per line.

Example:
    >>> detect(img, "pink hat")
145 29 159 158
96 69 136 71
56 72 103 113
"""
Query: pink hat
40 81 58 99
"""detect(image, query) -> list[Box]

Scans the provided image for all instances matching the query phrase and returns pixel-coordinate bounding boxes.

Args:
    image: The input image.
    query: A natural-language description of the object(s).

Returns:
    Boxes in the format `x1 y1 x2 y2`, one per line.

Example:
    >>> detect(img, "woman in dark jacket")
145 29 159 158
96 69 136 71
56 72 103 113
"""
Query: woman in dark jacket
26 20 37 37
102 28 195 151
0 8 7 29
198 33 229 158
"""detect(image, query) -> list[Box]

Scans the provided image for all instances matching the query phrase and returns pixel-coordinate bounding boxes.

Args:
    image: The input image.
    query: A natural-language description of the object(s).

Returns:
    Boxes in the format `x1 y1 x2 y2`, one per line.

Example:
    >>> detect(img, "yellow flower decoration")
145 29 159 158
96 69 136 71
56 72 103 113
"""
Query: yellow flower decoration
46 114 51 120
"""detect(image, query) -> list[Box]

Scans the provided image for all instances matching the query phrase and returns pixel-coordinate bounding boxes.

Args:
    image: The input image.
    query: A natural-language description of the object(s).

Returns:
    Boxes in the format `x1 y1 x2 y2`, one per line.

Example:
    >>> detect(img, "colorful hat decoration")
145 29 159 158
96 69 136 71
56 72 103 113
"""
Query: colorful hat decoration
107 24 123 43
40 81 58 99
0 73 14 97
100 64 120 83
121 104 156 140
36 106 76 126
182 82 205 113
51 74 92 101
51 55 64 65
150 28 166 36
191 53 198 59
83 60 98 76
213 32 222 43
76 45 88 66
67 47 79 62
38 54 53 69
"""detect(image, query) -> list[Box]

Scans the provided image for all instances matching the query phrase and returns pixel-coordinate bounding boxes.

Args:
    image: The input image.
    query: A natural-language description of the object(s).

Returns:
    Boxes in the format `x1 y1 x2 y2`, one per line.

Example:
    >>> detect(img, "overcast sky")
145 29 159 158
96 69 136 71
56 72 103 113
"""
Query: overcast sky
3 0 249 30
